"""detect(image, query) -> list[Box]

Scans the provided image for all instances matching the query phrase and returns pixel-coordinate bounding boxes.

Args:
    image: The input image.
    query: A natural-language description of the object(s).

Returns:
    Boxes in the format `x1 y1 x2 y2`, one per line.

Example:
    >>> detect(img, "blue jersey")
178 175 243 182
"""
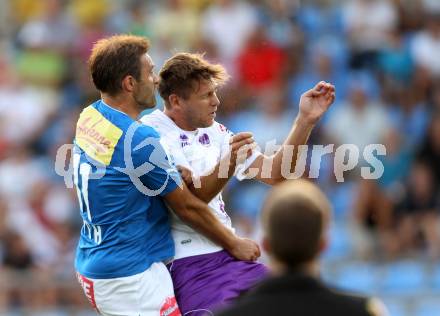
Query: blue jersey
73 100 180 279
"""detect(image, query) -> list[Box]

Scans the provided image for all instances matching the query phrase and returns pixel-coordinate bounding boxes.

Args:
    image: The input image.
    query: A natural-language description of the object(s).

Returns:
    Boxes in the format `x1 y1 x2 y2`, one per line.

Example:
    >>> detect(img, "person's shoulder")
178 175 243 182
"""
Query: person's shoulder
76 100 103 122
140 109 175 135
211 121 229 133
132 121 160 140
326 287 388 316
139 109 161 125
205 121 232 140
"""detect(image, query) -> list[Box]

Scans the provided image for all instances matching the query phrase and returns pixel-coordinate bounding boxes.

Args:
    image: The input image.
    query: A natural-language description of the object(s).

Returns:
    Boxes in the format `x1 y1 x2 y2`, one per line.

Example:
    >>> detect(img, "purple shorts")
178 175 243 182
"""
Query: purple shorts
167 250 268 315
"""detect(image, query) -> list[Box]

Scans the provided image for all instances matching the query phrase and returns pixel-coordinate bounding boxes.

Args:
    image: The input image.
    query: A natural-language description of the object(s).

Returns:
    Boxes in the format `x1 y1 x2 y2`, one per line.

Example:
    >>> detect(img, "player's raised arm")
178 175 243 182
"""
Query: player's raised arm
249 81 335 185
163 183 261 261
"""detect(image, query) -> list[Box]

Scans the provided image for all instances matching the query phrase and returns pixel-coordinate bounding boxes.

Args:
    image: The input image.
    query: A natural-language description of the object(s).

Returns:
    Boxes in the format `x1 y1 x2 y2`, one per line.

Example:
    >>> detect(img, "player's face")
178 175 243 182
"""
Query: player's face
133 54 158 109
181 79 220 129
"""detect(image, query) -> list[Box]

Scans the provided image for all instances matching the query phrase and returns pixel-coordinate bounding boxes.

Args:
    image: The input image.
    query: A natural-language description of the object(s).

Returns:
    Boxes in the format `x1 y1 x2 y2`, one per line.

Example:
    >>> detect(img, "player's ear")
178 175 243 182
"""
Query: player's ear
121 75 135 93
318 231 329 254
168 94 181 109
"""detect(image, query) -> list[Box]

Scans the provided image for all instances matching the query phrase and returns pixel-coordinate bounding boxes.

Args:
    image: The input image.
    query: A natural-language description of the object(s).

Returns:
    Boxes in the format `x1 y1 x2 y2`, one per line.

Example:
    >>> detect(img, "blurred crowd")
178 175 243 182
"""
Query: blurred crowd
0 0 439 314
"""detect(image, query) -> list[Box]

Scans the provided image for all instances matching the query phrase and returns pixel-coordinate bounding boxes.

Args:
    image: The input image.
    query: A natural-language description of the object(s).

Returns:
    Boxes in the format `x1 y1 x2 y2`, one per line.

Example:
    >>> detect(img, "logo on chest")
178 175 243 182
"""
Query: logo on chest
180 134 189 148
198 133 210 146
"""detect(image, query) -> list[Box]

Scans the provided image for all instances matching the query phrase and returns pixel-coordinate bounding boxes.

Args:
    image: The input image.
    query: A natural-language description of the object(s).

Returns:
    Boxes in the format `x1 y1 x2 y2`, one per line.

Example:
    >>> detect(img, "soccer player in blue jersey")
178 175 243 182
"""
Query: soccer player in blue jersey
141 53 335 315
73 35 260 316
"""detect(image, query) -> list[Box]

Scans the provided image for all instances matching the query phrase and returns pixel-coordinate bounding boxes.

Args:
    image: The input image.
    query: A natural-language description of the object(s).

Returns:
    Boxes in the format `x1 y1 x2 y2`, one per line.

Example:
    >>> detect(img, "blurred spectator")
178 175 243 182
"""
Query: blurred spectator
201 0 258 71
422 0 440 14
377 29 413 91
236 25 286 92
10 0 45 24
393 161 440 258
258 0 301 48
417 112 440 187
377 129 413 201
150 0 200 52
343 0 398 70
289 40 349 107
352 128 413 259
297 0 344 38
411 13 440 79
387 86 430 149
0 147 45 202
0 56 59 148
0 1 13 39
70 0 110 62
324 73 388 151
17 0 77 52
393 0 424 31
70 0 109 29
227 85 295 147
2 231 34 270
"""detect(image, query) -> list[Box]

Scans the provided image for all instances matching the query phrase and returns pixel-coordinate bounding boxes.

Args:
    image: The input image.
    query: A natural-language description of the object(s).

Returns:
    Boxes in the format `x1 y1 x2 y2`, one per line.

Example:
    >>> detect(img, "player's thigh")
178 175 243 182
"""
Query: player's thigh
138 262 180 316
77 263 180 316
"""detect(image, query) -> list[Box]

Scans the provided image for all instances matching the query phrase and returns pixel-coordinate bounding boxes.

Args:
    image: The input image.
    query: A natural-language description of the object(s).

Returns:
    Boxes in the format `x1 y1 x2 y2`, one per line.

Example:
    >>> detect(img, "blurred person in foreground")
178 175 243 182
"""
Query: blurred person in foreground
73 35 259 316
218 180 389 316
141 52 335 315
392 160 440 258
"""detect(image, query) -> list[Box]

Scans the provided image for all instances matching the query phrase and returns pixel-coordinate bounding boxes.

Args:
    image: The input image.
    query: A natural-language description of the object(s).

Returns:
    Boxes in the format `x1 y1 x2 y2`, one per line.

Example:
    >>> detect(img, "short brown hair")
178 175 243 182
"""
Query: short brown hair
262 180 331 268
158 53 229 103
88 34 150 95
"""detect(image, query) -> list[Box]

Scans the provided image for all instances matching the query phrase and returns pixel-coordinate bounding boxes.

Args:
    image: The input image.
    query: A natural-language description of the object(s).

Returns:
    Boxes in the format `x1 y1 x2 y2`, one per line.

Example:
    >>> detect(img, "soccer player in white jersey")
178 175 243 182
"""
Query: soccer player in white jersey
140 53 335 315
73 36 259 316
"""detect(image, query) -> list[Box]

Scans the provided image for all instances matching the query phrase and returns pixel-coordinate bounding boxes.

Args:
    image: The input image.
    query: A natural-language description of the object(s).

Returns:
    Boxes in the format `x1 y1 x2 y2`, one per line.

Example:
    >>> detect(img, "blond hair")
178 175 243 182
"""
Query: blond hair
159 53 229 103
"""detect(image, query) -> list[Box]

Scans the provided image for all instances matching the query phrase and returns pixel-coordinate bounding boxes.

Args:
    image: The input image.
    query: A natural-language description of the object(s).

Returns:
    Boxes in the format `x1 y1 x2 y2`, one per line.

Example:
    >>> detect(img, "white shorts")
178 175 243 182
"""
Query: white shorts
76 262 181 316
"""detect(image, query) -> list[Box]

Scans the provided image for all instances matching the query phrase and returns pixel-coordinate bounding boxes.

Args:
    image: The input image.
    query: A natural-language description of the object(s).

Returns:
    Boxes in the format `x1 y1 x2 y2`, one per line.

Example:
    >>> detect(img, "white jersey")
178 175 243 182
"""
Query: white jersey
140 110 259 259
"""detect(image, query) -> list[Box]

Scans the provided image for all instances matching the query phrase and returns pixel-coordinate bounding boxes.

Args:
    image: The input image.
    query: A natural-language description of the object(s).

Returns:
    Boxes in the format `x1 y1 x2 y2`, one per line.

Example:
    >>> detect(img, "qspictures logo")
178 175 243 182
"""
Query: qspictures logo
55 119 387 195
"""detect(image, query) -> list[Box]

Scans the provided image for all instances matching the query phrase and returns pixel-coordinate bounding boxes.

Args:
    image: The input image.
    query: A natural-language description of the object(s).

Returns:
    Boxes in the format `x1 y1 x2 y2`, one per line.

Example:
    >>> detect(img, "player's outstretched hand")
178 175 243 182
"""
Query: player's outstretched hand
229 132 257 165
298 81 335 125
228 237 261 261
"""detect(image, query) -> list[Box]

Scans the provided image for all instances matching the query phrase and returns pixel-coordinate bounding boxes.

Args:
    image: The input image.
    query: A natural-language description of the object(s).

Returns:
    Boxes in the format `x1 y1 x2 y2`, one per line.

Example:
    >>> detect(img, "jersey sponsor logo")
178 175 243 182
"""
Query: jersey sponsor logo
180 134 189 148
76 272 100 313
160 296 181 316
180 239 192 245
76 106 123 166
198 133 210 146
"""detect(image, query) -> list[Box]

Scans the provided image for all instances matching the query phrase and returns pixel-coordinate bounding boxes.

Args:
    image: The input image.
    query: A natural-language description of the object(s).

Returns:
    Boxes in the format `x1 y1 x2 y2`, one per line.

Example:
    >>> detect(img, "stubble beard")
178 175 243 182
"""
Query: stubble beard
135 90 156 110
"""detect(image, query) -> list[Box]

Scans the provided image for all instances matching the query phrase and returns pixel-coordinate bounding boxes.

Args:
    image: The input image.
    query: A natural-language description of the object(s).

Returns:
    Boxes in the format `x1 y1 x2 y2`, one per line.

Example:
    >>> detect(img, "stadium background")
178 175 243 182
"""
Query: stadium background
0 0 439 315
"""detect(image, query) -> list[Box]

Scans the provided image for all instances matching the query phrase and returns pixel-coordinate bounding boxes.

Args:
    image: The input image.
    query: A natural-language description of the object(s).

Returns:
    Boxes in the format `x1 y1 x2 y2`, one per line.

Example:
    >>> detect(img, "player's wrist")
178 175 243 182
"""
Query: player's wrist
223 233 240 252
296 113 318 128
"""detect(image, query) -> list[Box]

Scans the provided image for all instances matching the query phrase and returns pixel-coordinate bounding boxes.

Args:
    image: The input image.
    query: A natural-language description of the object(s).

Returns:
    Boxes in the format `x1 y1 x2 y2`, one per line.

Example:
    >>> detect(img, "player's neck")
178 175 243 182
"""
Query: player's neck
164 108 197 131
271 259 320 278
101 93 140 120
